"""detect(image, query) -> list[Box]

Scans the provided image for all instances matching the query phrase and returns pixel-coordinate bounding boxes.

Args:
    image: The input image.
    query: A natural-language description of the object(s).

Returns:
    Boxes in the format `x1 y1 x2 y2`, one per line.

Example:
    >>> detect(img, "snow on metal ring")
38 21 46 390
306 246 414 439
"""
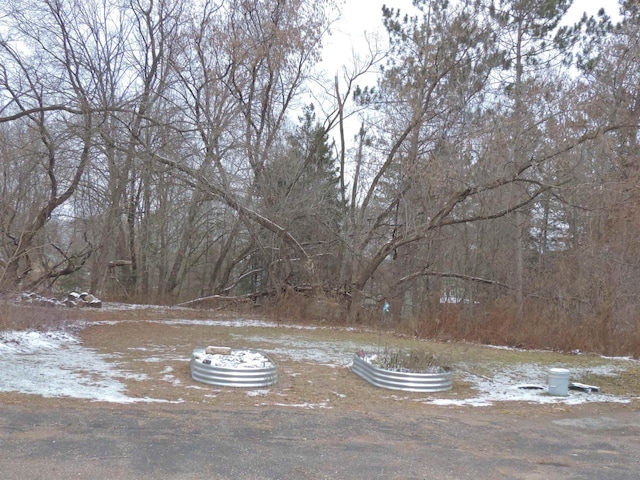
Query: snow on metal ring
190 348 278 388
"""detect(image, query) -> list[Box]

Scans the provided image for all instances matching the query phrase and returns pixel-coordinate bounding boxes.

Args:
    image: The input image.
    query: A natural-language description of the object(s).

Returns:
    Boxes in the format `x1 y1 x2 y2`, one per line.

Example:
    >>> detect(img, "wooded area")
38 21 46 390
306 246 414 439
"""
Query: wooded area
1 0 639 355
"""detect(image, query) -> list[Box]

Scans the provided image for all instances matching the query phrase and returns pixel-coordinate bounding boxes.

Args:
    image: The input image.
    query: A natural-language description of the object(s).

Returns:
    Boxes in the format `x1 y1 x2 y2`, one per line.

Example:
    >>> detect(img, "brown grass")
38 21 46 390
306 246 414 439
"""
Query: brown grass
0 301 77 331
3 289 639 359
400 298 640 358
219 293 640 358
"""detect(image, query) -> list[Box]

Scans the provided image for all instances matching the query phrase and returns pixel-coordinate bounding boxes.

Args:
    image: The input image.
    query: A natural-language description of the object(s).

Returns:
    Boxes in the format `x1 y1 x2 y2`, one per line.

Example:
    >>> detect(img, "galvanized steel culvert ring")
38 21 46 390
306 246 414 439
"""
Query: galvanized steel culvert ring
352 353 453 392
190 348 278 388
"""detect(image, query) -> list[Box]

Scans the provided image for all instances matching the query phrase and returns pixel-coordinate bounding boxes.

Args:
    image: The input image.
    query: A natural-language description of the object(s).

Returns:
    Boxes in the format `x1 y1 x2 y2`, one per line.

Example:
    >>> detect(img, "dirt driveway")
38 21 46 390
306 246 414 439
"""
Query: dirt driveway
1 305 639 479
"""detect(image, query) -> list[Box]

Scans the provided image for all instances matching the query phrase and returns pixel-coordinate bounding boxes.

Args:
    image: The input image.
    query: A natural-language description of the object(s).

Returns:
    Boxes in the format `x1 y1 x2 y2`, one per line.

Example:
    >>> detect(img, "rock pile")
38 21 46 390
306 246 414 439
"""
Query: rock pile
21 291 103 308
64 291 102 308
20 292 60 308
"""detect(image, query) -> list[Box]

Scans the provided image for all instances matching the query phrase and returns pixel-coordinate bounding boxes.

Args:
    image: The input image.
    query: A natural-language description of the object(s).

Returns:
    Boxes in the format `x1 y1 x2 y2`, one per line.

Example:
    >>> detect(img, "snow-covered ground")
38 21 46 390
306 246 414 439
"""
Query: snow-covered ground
423 363 630 407
0 329 171 403
0 318 637 406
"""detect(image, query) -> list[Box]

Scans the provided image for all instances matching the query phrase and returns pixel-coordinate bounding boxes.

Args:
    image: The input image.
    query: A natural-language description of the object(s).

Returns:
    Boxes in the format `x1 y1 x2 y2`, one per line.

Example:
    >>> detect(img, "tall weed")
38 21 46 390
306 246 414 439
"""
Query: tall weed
0 301 74 331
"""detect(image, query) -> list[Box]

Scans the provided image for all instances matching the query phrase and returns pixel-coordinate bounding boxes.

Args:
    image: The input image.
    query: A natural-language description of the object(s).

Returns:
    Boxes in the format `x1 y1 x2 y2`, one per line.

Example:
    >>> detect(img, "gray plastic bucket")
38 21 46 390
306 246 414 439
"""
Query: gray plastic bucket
548 368 570 396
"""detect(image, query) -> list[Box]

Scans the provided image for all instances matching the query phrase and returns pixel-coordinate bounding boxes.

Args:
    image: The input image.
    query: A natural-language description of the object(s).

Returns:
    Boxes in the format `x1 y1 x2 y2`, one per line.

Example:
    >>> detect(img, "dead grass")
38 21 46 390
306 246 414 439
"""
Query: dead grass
1 301 639 410
0 301 77 331
4 289 640 359
367 346 449 373
47 284 640 353
399 298 640 359
76 310 639 406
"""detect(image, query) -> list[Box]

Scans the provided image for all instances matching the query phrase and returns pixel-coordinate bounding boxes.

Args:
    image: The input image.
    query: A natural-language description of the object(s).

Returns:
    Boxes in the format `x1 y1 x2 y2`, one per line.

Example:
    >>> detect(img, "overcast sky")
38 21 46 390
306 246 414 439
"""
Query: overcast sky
319 0 618 75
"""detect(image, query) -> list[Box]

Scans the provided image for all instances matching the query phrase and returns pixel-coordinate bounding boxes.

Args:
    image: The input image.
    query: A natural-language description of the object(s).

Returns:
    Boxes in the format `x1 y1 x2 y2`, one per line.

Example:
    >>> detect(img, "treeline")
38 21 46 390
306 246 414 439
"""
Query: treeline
1 0 639 354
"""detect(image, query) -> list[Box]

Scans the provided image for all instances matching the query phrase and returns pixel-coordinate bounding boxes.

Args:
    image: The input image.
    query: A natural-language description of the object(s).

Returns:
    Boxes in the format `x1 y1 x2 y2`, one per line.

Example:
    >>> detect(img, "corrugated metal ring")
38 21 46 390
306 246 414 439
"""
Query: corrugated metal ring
190 348 278 388
352 353 452 392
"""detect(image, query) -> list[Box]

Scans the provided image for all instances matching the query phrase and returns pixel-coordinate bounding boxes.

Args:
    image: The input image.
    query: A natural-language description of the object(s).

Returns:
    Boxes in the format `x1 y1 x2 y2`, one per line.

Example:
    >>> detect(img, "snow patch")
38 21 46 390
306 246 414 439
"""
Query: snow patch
421 363 631 407
0 329 177 404
235 333 372 365
150 318 319 330
246 389 270 397
161 366 181 386
192 350 274 369
256 401 332 409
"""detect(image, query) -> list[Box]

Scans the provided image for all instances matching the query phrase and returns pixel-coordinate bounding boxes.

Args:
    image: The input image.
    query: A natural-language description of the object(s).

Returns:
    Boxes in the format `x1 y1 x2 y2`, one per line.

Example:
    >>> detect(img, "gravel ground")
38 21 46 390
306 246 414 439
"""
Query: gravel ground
0 396 639 479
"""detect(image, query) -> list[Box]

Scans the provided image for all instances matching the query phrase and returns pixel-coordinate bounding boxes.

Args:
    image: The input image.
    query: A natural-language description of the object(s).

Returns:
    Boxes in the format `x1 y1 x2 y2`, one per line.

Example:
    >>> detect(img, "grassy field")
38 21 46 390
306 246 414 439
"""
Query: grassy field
1 300 638 410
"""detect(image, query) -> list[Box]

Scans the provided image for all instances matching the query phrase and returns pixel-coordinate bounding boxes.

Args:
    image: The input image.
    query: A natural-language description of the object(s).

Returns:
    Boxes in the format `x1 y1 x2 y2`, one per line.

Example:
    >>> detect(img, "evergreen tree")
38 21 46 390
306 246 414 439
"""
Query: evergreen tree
255 105 344 290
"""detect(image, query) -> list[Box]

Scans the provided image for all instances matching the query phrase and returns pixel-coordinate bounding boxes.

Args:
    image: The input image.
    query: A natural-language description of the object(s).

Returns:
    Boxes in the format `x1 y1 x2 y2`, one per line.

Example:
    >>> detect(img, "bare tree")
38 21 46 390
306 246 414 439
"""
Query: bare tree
153 0 336 298
0 0 96 289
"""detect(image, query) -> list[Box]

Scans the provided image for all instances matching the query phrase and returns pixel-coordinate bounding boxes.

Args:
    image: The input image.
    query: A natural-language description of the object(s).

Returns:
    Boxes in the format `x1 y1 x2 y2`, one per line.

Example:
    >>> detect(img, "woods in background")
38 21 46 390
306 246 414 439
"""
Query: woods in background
1 0 639 355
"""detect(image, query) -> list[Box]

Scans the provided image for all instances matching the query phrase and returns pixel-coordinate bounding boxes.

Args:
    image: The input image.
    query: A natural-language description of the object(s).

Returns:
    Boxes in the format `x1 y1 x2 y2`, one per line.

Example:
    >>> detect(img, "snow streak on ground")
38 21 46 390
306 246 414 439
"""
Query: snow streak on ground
233 333 372 367
0 330 175 403
1 315 637 406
